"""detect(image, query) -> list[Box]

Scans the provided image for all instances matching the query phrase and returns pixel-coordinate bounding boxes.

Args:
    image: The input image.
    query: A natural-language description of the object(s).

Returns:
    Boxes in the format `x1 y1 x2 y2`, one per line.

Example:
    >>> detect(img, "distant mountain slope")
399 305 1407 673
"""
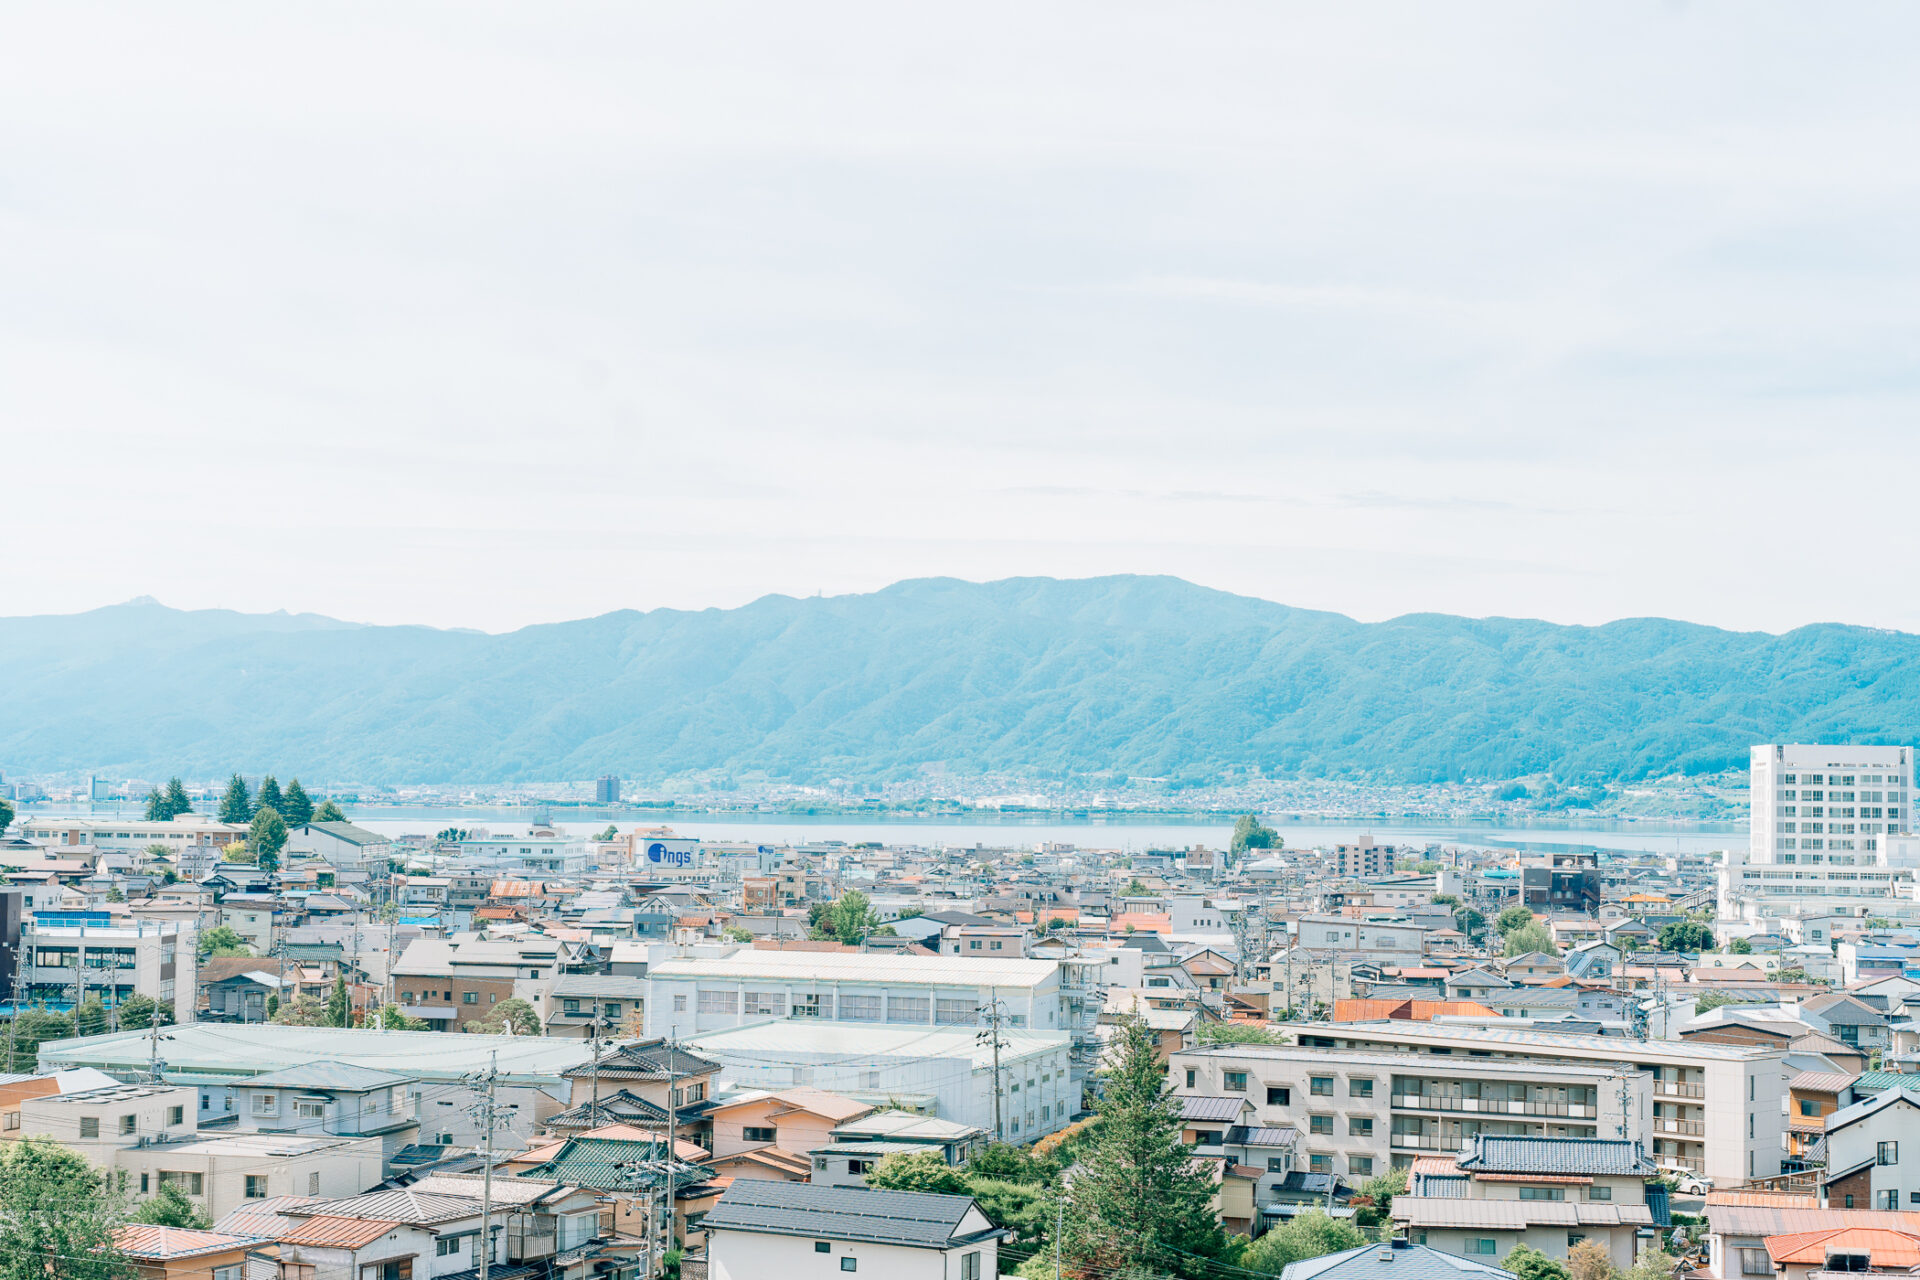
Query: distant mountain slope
2 576 1916 784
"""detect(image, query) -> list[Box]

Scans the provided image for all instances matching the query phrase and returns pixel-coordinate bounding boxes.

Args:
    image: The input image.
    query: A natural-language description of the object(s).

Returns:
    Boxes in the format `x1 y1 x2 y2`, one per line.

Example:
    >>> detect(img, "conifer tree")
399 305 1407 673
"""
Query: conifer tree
142 789 168 821
1061 1014 1225 1277
255 776 284 819
281 778 314 827
314 799 346 823
326 974 350 1027
217 774 252 823
162 776 193 818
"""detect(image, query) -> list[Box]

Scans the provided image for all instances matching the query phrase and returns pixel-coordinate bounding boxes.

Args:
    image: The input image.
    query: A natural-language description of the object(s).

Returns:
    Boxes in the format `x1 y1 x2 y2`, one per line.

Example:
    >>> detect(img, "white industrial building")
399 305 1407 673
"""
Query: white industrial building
688 1021 1074 1143
645 949 1066 1038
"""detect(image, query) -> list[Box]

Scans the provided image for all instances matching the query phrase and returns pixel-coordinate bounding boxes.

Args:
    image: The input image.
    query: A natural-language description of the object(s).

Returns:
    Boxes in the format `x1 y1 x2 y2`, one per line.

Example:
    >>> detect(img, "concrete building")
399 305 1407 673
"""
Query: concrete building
223 1061 420 1168
1295 916 1427 960
1173 1044 1650 1183
14 815 247 853
690 1021 1074 1144
21 912 195 1022
455 834 591 876
595 774 621 803
1335 844 1396 879
285 821 393 871
1285 1022 1786 1186
1751 744 1911 862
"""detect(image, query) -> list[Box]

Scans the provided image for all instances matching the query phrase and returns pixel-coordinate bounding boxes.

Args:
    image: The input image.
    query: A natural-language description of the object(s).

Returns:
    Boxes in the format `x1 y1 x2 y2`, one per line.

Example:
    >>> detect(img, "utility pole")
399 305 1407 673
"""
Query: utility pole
976 992 1008 1141
147 1012 166 1083
466 1050 515 1280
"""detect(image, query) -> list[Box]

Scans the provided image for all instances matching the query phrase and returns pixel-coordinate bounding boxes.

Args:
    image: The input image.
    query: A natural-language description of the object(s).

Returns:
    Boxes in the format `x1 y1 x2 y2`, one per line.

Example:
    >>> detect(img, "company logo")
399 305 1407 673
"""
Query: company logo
646 842 693 867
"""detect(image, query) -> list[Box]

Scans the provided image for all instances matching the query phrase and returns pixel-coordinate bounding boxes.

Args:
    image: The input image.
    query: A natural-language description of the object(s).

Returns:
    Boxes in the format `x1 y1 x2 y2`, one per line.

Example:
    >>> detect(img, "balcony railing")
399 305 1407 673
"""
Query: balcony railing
1654 1080 1705 1099
1392 1095 1596 1119
1654 1118 1706 1137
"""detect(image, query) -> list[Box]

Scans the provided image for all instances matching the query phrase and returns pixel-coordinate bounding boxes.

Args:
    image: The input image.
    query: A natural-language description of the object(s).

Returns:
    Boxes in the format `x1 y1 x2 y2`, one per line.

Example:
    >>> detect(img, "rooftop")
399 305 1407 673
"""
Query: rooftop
650 949 1058 987
38 1024 594 1085
1293 1020 1783 1061
701 1178 1000 1249
691 1022 1069 1069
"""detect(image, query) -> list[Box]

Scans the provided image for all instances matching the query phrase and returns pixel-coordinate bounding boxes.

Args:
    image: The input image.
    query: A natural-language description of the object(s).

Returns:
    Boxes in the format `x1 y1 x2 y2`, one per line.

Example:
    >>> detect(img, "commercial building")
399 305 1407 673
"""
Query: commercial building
14 815 246 853
454 834 592 876
1294 916 1427 960
1173 1044 1650 1184
595 774 621 803
689 1021 1074 1144
20 912 196 1022
1284 1022 1786 1185
1751 744 1911 862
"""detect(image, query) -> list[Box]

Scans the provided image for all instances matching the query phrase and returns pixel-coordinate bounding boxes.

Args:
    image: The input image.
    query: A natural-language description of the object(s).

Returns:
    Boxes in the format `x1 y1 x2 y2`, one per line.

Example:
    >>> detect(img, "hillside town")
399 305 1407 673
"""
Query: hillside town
0 742 1916 1280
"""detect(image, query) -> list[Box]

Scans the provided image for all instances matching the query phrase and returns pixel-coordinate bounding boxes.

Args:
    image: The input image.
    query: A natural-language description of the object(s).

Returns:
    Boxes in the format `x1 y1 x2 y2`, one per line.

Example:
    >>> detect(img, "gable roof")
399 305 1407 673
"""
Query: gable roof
562 1039 718 1082
702 1178 1001 1249
1280 1241 1518 1280
1455 1136 1656 1177
1828 1087 1920 1136
113 1225 265 1260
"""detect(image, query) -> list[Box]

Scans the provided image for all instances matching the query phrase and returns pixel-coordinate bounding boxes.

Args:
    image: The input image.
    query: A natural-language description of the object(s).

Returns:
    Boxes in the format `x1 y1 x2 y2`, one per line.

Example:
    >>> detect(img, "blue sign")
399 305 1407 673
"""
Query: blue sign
647 842 693 867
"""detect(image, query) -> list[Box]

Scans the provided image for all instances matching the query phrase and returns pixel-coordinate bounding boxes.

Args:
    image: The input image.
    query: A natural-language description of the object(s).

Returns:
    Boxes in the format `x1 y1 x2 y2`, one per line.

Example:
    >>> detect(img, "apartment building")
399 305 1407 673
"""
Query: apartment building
1295 915 1427 960
21 913 195 1022
1750 744 1911 862
1287 1022 1786 1185
455 834 591 876
1335 843 1396 879
391 935 583 1029
14 815 246 853
1174 1044 1649 1183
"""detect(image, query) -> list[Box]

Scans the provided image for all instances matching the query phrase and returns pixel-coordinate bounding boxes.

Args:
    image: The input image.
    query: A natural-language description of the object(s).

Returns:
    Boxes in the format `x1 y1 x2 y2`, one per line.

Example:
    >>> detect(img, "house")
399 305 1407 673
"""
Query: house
286 821 394 872
1822 1088 1920 1210
555 1038 722 1148
1802 993 1893 1052
540 972 648 1037
1787 1071 1854 1170
1764 1226 1920 1280
703 1179 1006 1280
1393 1136 1662 1269
706 1086 875 1163
223 1061 421 1169
112 1225 263 1280
1279 1240 1519 1280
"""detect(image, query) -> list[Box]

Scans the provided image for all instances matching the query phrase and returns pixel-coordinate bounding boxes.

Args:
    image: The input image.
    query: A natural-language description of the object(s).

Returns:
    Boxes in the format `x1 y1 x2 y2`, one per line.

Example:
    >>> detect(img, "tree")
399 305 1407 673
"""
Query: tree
314 799 347 822
0 1138 137 1280
1504 923 1560 957
130 1180 211 1229
467 998 541 1036
249 807 288 867
1123 879 1149 898
326 974 350 1028
4 1009 73 1072
594 825 619 841
1568 1239 1614 1280
723 926 753 943
198 925 252 958
72 997 108 1038
867 1150 970 1196
265 995 279 1020
142 789 169 821
1496 906 1536 936
809 891 888 945
965 1142 1058 1186
1503 1244 1572 1280
280 779 314 827
142 844 171 864
1239 1209 1364 1273
1657 921 1716 954
1621 1249 1678 1280
374 1003 429 1030
1359 1165 1408 1212
0 796 12 837
217 773 252 823
271 995 329 1026
1728 937 1753 955
115 995 173 1031
1230 814 1280 856
1196 1021 1284 1045
220 843 253 864
1432 894 1459 907
1060 1014 1225 1277
1454 907 1487 939
162 776 193 819
254 776 284 819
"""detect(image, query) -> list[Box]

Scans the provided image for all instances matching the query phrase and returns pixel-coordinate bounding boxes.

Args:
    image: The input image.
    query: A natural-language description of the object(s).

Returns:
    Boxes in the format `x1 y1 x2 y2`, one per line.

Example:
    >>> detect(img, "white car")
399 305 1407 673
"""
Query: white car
1661 1169 1712 1196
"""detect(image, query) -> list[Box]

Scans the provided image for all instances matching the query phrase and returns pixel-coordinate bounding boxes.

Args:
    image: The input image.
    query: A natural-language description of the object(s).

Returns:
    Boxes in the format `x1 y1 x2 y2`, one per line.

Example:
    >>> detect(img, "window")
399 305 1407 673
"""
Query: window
252 1093 279 1117
1 1113 15 1132
1519 1186 1565 1201
746 991 790 1018
167 1106 184 1126
213 1268 243 1280
1739 1250 1772 1276
839 995 882 1022
119 1115 136 1135
1310 1115 1333 1135
463 992 477 1004
815 1243 832 1254
1471 1240 1499 1256
673 995 687 1012
840 1260 858 1273
962 1252 982 1280
1267 1087 1290 1106
437 1237 464 1257
1268 1157 1288 1172
743 1126 776 1143
1310 1154 1332 1174
159 1171 204 1195
1349 1117 1373 1136
1881 1141 1900 1166
936 998 977 1026
1800 1100 1820 1117
297 1100 325 1120
1349 1078 1374 1099
79 1117 99 1138
1587 1185 1611 1202
245 1175 268 1199
309 1172 320 1195
698 990 738 1016
1185 1070 1196 1088
1351 1156 1374 1176
1310 1077 1333 1096
885 996 928 1024
1880 1190 1901 1210
1224 1072 1248 1092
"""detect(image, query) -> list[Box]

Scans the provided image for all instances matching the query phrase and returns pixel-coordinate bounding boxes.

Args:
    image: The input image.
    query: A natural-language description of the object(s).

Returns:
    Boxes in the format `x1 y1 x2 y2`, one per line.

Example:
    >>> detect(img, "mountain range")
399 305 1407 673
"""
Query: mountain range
2 575 1916 786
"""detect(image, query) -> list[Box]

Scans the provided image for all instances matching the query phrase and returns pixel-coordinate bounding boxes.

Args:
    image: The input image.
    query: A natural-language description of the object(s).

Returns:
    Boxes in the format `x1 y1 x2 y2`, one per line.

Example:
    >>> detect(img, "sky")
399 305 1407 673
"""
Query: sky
5 3 1920 636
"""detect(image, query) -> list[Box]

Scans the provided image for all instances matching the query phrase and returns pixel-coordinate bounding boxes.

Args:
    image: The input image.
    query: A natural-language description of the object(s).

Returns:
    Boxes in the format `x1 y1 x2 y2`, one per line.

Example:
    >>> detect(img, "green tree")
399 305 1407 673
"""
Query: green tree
0 796 12 837
130 1180 211 1229
250 806 288 860
1503 1244 1572 1280
105 884 125 903
1620 1249 1678 1280
467 997 541 1036
1060 1014 1225 1277
326 974 350 1028
254 776 284 819
965 1142 1058 1186
1123 879 1150 898
162 776 193 819
271 994 329 1026
1196 1021 1284 1045
313 798 347 822
198 925 252 958
1496 906 1536 935
142 843 170 865
1230 814 1281 856
1657 921 1716 954
866 1149 970 1195
217 773 252 823
1454 907 1488 939
1728 936 1753 955
280 779 314 827
4 1009 74 1072
1359 1165 1408 1212
1432 894 1459 907
374 1003 428 1030
809 891 889 945
0 1138 137 1280
265 995 279 1019
1240 1209 1364 1273
142 789 169 821
72 997 108 1038
115 995 173 1031
1504 923 1560 958
723 926 753 943
594 825 619 841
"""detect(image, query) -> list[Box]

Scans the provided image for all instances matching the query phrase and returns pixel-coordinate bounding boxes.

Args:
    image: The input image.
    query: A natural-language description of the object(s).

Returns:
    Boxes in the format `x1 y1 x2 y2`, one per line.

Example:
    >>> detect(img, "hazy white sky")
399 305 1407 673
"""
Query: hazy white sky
5 3 1920 635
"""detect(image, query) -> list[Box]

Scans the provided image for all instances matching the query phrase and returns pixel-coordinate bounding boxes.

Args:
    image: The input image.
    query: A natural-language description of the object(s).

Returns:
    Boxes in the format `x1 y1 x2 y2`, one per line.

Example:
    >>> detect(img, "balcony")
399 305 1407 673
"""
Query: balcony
1654 1080 1705 1099
1654 1118 1705 1137
1392 1095 1597 1119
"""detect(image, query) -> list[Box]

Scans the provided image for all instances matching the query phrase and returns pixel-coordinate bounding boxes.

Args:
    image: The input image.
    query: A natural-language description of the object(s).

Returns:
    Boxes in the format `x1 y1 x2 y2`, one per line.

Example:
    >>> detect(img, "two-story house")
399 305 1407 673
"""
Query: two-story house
222 1061 420 1169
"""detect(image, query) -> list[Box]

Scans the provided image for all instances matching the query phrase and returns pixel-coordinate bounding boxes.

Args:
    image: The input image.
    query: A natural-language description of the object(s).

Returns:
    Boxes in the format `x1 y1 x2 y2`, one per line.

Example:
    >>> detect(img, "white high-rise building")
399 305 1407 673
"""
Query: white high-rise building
1749 743 1911 863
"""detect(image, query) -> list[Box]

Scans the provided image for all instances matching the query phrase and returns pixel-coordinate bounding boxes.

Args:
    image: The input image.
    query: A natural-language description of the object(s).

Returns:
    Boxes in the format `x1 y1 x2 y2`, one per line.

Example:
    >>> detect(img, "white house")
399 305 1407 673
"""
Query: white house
704 1178 1004 1280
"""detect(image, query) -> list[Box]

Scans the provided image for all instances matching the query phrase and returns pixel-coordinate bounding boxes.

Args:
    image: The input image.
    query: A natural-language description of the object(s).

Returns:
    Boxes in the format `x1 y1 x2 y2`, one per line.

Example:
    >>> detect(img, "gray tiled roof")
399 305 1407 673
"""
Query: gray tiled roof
702 1179 999 1249
242 1061 417 1092
1180 1095 1249 1122
1455 1135 1656 1176
1281 1241 1517 1280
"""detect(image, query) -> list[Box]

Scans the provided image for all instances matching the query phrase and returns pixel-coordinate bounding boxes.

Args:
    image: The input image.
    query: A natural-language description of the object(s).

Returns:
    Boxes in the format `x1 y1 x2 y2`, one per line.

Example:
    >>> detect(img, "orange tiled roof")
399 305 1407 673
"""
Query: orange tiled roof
1767 1228 1920 1267
114 1225 266 1259
1110 912 1171 935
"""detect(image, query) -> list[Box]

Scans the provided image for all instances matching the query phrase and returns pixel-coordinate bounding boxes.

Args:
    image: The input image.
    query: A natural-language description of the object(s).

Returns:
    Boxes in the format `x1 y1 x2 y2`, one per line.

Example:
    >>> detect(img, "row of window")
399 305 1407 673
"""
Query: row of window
1196 1071 1372 1100
1779 773 1907 787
